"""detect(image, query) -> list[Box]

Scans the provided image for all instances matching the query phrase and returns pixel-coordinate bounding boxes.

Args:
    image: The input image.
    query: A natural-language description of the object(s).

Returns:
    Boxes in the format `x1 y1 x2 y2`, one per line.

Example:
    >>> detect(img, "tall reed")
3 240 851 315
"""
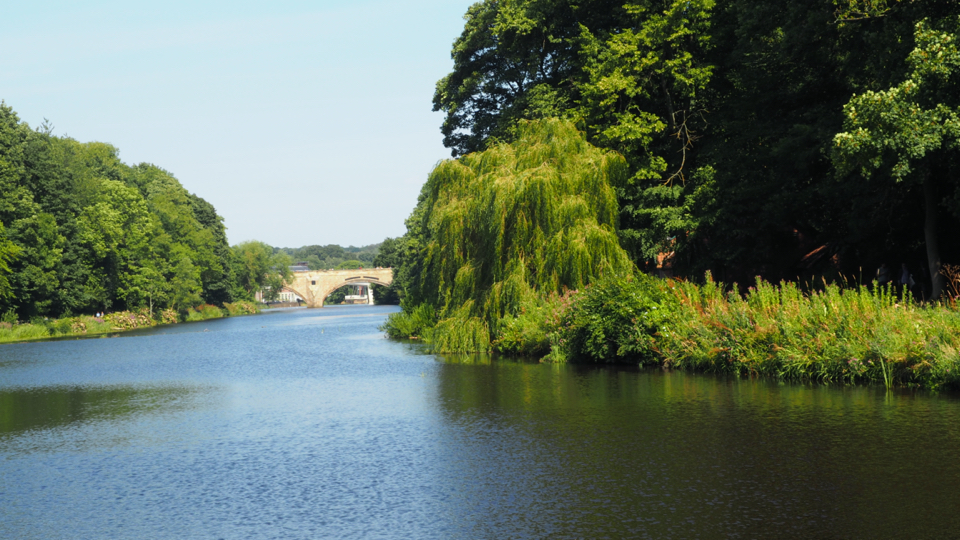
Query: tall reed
553 272 960 390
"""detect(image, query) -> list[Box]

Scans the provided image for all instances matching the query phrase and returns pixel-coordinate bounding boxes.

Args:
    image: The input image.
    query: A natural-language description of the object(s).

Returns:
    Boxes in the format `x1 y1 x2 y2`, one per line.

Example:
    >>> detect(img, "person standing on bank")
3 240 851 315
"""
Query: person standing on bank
901 263 916 298
877 263 891 287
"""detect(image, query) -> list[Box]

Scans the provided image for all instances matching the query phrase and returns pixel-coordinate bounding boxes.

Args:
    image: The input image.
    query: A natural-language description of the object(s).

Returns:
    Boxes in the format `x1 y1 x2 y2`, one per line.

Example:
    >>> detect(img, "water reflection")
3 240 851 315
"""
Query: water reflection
2 307 960 539
0 384 197 436
432 360 960 538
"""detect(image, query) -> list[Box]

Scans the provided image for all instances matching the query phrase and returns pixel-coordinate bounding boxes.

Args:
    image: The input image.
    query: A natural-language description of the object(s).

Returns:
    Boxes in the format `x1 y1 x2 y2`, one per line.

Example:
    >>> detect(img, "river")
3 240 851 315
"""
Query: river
1 305 958 538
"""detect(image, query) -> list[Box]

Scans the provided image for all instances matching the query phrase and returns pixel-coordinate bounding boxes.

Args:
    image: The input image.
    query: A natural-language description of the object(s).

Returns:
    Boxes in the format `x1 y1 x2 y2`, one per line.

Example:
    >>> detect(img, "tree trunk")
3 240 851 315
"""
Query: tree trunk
661 78 676 132
923 170 944 300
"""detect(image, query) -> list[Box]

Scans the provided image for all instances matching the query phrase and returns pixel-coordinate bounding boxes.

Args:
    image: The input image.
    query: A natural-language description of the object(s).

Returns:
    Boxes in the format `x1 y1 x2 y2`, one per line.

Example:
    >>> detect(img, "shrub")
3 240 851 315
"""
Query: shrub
104 309 154 330
381 303 437 340
159 309 178 324
494 292 571 356
651 274 960 390
1 310 17 325
49 318 73 335
185 304 225 322
223 301 260 316
550 272 674 363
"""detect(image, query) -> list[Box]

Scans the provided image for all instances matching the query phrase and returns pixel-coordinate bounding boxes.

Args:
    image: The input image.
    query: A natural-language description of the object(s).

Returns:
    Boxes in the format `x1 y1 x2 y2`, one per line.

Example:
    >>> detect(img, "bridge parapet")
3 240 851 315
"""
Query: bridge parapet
286 268 394 308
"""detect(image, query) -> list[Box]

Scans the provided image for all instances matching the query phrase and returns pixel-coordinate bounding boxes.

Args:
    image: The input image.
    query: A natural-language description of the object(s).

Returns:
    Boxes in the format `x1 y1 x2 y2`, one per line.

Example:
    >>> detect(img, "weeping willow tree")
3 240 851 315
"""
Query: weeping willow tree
385 119 634 353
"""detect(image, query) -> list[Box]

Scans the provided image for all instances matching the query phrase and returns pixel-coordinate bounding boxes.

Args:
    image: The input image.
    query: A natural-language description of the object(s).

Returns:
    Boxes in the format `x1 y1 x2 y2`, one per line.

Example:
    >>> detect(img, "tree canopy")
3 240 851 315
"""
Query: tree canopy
387 119 634 351
430 0 960 292
0 101 287 318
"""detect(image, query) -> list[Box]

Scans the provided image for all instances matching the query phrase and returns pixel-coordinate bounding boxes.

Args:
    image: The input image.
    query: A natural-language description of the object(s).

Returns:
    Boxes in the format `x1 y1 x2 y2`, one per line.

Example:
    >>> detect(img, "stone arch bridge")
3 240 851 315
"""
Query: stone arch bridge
285 268 394 308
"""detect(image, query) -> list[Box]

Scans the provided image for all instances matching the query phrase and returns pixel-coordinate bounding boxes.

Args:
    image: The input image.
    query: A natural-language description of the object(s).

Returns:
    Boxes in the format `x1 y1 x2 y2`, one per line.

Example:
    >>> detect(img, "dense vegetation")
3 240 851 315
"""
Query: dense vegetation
553 271 960 390
0 102 290 322
432 0 960 289
383 119 633 351
382 2 960 389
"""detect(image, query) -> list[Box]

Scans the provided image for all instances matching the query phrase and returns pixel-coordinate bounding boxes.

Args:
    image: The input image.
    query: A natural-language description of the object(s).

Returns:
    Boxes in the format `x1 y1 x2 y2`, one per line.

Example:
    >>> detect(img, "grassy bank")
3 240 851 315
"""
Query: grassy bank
0 301 262 344
554 273 960 390
386 272 960 391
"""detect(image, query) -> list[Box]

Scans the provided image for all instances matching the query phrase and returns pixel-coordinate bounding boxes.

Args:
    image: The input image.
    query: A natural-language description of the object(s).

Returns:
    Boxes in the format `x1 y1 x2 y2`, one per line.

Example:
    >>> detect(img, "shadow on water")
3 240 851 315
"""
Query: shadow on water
430 355 960 539
3 306 960 539
0 384 200 437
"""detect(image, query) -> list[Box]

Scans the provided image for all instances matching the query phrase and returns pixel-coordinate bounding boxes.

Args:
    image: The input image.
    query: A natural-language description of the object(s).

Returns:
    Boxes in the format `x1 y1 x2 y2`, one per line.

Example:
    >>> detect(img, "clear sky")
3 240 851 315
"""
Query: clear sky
2 0 476 248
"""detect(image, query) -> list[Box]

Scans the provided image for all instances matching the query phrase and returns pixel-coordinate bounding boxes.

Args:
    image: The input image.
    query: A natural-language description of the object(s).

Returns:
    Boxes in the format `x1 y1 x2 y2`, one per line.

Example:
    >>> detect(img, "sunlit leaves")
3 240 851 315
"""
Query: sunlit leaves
833 18 960 180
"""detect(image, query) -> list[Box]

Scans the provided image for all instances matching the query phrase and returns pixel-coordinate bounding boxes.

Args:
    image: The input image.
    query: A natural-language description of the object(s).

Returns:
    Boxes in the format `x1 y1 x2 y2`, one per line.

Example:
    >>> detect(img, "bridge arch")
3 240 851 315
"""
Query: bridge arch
286 268 394 308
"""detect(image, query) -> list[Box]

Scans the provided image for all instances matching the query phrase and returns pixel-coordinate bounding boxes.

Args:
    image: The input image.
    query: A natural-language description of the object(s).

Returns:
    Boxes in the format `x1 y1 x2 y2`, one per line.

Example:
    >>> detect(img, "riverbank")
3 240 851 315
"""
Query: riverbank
0 301 263 345
554 273 960 391
386 272 960 391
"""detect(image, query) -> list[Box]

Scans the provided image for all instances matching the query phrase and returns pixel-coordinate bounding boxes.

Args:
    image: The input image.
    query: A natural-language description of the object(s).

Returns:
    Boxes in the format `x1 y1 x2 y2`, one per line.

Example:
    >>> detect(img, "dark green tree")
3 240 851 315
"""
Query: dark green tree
833 16 960 298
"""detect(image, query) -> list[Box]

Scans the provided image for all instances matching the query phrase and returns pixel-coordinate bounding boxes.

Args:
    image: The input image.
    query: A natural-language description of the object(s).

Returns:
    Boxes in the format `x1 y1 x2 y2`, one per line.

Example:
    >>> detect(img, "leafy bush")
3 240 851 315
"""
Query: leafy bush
550 272 674 363
494 292 572 356
1 310 17 325
185 304 225 322
381 304 437 340
159 309 179 324
104 309 154 330
223 301 260 316
49 318 73 335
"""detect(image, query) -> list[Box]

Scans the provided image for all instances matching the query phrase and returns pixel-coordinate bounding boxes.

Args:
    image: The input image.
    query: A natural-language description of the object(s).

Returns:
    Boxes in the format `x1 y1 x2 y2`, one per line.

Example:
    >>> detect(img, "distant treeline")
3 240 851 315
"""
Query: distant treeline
277 243 381 270
0 102 299 320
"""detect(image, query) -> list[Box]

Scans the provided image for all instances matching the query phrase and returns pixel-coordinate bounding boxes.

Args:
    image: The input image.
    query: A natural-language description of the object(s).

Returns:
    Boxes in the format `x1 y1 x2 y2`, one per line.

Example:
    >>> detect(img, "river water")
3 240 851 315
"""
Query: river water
1 305 959 539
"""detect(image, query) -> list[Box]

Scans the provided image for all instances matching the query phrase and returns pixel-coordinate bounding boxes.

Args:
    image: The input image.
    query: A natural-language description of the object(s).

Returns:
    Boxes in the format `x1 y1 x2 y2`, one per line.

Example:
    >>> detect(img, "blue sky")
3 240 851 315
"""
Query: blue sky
2 0 477 247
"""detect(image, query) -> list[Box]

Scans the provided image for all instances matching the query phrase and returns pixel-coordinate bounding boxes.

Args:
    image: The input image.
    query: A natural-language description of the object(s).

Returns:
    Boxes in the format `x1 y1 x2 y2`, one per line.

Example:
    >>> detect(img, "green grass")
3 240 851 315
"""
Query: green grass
551 272 960 391
0 323 51 343
0 301 261 345
185 304 226 322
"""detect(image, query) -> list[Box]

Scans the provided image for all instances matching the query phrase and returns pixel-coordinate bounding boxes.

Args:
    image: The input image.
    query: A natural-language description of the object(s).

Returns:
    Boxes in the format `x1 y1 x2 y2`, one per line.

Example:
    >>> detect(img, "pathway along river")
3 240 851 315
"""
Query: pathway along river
1 305 959 538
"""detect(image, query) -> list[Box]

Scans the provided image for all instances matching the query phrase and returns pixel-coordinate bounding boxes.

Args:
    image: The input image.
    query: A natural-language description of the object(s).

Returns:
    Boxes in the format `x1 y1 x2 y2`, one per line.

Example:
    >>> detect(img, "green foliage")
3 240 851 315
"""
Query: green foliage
432 314 491 353
435 1 960 287
576 0 714 258
278 243 380 270
552 272 674 363
170 256 203 310
386 119 634 353
5 213 62 317
834 18 960 181
0 221 20 300
335 259 363 270
231 240 292 301
223 300 260 316
549 271 960 390
380 303 437 340
433 0 628 156
493 292 569 356
185 304 225 322
0 102 237 318
324 287 348 305
262 252 292 302
0 322 50 343
655 275 960 390
833 16 960 298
